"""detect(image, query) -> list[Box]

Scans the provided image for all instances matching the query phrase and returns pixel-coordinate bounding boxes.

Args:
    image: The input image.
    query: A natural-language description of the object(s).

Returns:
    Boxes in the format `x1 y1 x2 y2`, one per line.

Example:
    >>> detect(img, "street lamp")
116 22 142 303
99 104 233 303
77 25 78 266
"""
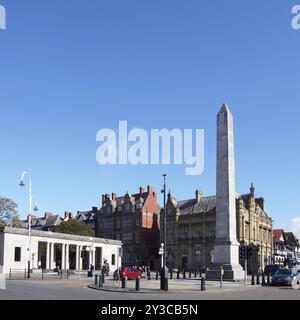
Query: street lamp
160 174 168 291
159 243 164 269
19 171 38 278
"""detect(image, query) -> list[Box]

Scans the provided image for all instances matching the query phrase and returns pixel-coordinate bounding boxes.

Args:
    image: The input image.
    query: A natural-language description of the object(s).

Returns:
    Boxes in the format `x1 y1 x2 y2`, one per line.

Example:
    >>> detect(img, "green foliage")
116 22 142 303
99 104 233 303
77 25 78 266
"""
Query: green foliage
0 196 18 226
54 219 94 237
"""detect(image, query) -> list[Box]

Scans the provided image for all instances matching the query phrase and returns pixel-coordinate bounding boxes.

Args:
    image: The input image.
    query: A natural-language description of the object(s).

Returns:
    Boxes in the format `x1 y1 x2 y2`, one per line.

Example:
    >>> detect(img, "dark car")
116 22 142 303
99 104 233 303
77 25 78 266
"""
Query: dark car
264 264 282 276
271 269 298 286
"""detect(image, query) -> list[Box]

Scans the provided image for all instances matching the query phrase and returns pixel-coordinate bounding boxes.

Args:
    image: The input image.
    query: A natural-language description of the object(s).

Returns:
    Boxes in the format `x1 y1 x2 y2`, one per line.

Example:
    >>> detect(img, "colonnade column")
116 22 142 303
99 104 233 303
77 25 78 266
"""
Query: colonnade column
46 242 50 270
79 246 83 271
76 245 80 271
51 243 56 269
66 245 70 270
62 244 66 270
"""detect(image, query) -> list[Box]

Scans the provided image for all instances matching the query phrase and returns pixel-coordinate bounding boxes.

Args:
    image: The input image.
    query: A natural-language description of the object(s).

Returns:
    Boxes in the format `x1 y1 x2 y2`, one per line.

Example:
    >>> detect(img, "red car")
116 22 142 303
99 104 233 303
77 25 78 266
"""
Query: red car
120 267 141 280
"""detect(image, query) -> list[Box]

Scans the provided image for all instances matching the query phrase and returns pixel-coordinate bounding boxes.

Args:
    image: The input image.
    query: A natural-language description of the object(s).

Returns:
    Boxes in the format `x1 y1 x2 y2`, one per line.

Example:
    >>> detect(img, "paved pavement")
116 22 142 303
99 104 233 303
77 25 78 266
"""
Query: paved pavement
1 278 300 300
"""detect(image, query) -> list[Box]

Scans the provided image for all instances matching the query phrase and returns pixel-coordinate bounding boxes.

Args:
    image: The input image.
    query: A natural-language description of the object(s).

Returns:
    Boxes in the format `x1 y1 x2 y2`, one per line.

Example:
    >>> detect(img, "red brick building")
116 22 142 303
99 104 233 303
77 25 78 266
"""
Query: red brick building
96 185 160 270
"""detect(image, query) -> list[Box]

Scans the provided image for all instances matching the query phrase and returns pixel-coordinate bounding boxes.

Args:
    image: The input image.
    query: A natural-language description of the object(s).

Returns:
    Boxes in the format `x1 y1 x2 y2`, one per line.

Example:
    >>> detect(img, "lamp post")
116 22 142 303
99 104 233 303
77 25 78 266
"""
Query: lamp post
19 171 39 278
159 243 164 269
160 174 168 291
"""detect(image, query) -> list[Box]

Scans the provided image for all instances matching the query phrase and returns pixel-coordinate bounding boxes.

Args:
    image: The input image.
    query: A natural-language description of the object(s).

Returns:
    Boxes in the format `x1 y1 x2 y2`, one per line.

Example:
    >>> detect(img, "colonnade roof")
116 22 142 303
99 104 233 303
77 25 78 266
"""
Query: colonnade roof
1 227 122 246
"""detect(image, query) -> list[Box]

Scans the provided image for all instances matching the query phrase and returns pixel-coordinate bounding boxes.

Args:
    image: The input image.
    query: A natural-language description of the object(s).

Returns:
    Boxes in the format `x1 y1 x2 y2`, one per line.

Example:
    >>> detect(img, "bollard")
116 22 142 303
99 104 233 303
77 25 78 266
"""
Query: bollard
267 274 270 285
164 277 169 291
262 274 265 286
99 274 103 288
177 271 180 279
170 270 173 280
135 277 140 291
122 276 127 289
102 273 106 285
251 275 255 285
156 272 159 280
194 271 197 278
256 274 260 285
147 272 151 281
183 271 186 279
201 277 206 291
189 271 192 279
9 269 12 280
60 270 63 280
95 275 98 286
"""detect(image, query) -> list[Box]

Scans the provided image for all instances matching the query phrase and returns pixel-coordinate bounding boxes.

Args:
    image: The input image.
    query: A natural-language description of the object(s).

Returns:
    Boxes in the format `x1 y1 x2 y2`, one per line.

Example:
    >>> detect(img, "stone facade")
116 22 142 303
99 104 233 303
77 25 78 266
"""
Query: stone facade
96 186 160 269
163 185 273 274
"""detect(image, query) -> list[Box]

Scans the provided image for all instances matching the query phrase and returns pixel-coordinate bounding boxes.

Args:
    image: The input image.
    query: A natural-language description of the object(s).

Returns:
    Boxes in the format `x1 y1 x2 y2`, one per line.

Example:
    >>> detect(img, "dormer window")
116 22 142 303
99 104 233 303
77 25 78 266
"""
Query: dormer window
136 202 143 210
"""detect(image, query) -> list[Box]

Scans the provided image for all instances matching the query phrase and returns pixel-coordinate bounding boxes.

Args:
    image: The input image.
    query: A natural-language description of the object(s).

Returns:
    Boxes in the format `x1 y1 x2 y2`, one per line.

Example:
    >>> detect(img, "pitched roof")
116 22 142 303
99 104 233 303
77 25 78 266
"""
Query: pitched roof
177 196 216 215
273 229 284 243
115 192 147 206
76 210 96 221
284 232 298 247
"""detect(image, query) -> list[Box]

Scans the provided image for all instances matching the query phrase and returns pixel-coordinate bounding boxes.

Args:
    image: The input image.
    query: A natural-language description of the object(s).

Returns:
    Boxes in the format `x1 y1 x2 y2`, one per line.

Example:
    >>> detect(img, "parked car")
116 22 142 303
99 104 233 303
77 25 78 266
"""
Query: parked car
120 267 141 280
264 264 282 276
271 269 299 286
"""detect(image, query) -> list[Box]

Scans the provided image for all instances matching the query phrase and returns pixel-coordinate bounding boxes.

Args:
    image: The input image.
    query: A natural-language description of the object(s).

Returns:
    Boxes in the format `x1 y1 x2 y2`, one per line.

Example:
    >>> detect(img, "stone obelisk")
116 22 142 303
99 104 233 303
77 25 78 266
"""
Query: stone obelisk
208 104 244 280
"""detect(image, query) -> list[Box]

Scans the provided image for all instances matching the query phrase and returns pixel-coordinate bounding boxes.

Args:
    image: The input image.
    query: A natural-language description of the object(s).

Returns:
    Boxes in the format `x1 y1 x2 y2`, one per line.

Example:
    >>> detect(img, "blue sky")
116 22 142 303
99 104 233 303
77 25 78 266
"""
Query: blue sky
0 1 299 231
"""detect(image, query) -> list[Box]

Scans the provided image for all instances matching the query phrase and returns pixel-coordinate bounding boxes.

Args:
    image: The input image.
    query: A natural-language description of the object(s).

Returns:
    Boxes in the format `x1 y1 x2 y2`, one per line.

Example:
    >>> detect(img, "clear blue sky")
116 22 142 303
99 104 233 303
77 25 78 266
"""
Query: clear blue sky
0 0 299 231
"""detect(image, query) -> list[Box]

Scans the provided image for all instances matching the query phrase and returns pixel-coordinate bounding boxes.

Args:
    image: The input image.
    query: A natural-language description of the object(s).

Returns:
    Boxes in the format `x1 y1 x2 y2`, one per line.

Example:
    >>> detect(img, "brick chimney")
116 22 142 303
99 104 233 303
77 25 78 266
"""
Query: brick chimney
195 190 203 203
64 211 72 219
147 185 153 194
27 215 37 221
140 187 145 195
112 193 117 201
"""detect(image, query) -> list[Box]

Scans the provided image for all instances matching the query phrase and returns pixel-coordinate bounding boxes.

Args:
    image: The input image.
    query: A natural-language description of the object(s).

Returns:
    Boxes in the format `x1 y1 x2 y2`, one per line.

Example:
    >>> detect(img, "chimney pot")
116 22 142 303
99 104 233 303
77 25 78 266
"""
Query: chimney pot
64 211 72 219
147 185 153 194
195 190 203 203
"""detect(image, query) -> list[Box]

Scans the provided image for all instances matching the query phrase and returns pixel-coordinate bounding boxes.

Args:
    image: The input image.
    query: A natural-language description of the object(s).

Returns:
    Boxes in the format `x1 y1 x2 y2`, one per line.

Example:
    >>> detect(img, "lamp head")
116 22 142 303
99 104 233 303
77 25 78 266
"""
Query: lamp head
33 205 39 212
19 180 25 188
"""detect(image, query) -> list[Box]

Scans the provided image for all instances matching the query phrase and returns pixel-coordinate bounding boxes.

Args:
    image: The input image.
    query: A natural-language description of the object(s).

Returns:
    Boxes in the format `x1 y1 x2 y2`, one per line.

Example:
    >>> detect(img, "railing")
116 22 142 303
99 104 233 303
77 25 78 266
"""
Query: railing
8 269 27 280
8 269 76 280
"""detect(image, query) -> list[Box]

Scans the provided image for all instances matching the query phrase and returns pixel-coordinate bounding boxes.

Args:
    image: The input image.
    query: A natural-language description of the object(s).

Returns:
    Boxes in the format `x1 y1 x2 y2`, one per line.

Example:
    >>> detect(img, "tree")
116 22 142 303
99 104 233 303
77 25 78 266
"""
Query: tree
0 196 18 226
11 217 23 228
54 219 94 237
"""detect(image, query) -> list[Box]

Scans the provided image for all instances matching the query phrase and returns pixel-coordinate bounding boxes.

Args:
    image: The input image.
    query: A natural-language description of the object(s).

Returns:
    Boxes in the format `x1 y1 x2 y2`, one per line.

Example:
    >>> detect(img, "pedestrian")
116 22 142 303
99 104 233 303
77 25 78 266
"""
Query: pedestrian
91 264 95 277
